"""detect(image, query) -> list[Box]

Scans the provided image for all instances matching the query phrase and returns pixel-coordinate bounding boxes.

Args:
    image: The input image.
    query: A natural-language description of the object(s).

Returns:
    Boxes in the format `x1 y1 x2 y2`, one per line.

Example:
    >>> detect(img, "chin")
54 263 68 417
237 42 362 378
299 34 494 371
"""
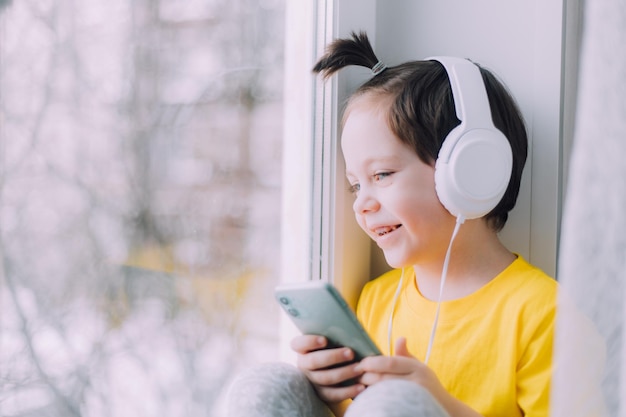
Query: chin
382 251 411 269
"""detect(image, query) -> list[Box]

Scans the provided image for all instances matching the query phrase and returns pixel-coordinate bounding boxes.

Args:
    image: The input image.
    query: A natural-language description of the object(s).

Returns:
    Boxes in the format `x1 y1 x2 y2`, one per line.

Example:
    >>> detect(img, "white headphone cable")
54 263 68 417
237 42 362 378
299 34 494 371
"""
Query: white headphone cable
386 216 464 361
387 268 405 355
424 216 464 364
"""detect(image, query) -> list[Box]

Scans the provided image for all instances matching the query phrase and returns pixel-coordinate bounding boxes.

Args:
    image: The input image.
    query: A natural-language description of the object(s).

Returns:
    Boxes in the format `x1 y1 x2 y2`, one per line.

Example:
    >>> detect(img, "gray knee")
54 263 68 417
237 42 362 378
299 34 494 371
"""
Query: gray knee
226 362 333 417
346 380 449 417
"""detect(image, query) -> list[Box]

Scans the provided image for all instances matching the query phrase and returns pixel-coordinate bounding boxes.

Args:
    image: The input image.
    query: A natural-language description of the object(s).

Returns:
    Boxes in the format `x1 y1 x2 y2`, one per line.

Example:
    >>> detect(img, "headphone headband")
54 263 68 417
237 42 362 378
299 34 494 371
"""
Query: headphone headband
427 57 495 131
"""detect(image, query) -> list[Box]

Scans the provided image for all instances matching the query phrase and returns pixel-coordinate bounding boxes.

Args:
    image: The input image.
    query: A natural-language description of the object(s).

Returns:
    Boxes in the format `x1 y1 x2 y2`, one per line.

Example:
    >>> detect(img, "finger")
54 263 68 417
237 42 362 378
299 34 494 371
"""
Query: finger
290 334 327 354
359 371 390 386
306 362 363 387
394 337 415 358
357 355 417 375
316 382 365 403
357 355 393 372
297 346 355 371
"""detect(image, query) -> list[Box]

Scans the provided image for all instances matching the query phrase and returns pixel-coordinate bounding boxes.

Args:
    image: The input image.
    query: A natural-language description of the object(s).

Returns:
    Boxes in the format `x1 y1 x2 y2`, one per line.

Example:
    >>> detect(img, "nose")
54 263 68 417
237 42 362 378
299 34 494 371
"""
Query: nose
352 188 380 214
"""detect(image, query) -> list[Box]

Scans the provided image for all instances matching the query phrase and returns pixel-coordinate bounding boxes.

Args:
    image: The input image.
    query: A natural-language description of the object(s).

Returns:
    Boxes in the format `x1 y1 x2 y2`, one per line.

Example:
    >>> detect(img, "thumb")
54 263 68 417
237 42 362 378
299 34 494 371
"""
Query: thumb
394 337 415 358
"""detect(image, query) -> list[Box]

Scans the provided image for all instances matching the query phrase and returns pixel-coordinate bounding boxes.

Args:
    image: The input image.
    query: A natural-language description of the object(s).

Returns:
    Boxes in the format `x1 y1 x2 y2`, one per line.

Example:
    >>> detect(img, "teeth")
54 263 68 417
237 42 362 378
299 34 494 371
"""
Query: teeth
376 225 399 236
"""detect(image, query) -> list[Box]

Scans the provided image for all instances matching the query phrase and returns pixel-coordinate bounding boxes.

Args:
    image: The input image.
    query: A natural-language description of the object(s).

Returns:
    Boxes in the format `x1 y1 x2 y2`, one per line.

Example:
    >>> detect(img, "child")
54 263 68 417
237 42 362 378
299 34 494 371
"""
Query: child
227 32 556 417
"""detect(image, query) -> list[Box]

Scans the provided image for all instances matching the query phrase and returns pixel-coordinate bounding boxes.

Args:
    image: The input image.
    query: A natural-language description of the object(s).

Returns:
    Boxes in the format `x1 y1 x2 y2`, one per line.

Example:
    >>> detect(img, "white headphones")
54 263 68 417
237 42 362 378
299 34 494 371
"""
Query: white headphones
429 57 513 222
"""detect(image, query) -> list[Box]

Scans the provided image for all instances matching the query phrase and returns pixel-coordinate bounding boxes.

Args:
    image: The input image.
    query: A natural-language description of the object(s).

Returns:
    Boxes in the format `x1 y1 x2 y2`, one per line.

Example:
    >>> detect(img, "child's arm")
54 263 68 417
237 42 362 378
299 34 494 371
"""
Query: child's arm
357 337 484 417
291 334 365 416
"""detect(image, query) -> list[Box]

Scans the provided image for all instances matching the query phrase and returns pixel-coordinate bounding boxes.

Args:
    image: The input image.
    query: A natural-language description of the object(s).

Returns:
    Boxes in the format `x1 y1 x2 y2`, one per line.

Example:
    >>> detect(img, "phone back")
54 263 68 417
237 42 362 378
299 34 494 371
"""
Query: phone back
274 281 381 359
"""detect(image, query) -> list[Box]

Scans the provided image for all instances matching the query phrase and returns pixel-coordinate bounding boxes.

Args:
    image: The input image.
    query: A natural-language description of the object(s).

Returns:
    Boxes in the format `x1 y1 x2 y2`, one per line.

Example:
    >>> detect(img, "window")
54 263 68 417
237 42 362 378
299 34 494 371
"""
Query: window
0 1 288 415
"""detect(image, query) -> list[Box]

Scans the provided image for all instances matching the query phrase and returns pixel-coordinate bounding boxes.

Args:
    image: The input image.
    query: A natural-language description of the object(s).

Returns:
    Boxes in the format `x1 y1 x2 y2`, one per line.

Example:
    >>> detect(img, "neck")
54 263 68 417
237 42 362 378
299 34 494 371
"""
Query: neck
413 218 515 301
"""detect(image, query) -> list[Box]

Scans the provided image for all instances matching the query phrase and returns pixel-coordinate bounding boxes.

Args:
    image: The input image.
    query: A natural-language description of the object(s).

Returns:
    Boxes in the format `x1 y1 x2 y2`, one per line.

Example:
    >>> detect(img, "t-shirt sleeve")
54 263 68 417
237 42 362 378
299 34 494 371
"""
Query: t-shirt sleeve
516 290 556 416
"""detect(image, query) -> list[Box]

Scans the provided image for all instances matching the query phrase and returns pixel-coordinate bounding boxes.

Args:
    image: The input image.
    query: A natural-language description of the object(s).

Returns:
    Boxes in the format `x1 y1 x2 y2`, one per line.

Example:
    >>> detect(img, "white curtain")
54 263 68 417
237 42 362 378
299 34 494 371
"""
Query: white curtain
552 0 626 416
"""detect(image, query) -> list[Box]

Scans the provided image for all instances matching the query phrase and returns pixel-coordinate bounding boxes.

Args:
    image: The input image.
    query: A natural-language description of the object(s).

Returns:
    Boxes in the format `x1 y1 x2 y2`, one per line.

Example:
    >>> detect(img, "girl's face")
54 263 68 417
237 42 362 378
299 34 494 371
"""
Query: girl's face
341 95 454 268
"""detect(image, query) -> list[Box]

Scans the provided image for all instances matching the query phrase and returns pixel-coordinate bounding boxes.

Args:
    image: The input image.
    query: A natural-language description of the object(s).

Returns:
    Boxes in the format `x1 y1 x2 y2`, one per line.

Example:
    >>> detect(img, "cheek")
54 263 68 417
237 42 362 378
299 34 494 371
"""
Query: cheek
396 194 448 226
355 213 368 232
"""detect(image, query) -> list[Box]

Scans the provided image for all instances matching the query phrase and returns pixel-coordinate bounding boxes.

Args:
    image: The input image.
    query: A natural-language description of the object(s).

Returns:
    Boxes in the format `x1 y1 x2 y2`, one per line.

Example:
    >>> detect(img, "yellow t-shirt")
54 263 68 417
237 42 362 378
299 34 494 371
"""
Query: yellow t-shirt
356 256 557 417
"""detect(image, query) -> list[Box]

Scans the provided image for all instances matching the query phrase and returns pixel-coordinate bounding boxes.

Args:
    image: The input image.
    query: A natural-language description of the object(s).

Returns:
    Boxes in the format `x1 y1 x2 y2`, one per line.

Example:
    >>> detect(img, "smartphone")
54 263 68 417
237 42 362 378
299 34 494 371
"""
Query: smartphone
274 280 382 360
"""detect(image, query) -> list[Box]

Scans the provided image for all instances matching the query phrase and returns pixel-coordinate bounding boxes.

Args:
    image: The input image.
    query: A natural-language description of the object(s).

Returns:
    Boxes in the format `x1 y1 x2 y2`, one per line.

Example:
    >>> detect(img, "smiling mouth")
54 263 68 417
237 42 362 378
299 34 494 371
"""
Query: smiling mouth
375 225 402 236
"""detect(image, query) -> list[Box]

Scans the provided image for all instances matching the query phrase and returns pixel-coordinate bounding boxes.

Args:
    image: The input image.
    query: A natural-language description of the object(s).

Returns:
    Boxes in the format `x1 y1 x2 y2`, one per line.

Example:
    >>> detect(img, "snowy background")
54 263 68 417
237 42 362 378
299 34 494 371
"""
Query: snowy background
0 0 285 416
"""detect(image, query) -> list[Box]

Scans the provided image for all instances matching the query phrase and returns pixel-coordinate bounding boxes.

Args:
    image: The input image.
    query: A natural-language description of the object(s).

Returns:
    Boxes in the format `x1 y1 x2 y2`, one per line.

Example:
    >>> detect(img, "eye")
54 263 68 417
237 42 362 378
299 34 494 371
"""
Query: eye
348 183 360 195
373 172 393 182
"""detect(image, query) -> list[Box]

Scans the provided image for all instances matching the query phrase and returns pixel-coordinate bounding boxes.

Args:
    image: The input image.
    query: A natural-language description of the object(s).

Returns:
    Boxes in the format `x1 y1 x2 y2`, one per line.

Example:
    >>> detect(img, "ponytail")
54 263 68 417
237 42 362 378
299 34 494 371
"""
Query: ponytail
313 31 385 79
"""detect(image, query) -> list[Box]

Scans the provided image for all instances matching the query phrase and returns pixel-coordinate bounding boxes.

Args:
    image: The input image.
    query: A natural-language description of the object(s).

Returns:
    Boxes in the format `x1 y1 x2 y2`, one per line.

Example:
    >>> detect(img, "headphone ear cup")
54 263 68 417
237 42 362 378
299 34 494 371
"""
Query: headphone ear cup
435 128 512 220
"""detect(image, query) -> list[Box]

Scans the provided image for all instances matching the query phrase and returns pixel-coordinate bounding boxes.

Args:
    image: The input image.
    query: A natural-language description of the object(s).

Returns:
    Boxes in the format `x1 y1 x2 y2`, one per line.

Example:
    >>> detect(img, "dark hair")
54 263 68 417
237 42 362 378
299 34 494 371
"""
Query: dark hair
313 31 527 232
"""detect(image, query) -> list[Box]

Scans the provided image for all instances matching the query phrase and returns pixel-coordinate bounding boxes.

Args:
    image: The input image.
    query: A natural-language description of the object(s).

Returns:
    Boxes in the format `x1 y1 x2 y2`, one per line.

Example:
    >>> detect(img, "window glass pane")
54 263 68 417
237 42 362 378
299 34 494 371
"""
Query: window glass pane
0 0 284 415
